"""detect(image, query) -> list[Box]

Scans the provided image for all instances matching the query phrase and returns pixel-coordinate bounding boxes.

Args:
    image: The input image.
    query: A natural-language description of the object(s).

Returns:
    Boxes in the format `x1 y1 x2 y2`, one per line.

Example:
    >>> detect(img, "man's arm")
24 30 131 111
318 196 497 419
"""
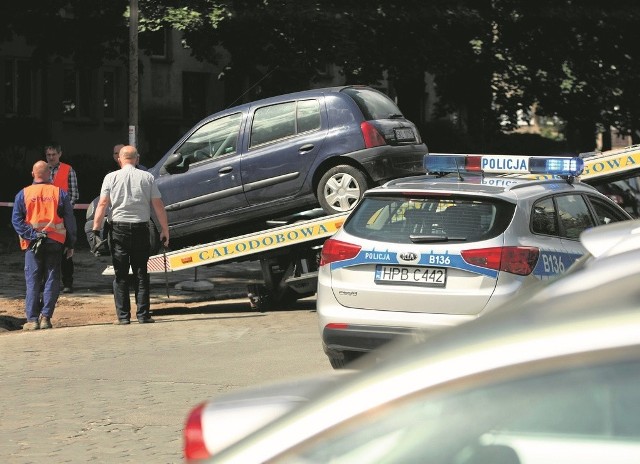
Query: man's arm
60 190 77 249
92 195 111 232
151 197 170 246
11 189 36 241
68 168 79 205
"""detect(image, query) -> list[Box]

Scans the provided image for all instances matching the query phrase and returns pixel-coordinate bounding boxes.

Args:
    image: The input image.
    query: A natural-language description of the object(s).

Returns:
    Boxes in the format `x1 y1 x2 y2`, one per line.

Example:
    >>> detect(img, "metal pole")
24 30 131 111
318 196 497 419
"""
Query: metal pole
129 0 139 147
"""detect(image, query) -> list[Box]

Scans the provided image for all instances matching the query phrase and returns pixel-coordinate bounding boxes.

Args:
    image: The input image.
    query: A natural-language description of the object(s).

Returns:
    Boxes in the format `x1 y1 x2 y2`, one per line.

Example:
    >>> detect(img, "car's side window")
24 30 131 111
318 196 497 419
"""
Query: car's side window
588 195 630 225
177 112 242 166
250 99 321 148
251 102 296 147
531 198 558 236
555 194 595 240
297 99 321 133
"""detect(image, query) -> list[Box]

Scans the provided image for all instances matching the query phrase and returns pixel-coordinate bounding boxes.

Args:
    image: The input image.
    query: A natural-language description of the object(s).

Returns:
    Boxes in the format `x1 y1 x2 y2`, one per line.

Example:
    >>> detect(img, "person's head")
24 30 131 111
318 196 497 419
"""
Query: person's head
32 160 50 182
118 145 139 167
44 143 62 167
113 143 125 164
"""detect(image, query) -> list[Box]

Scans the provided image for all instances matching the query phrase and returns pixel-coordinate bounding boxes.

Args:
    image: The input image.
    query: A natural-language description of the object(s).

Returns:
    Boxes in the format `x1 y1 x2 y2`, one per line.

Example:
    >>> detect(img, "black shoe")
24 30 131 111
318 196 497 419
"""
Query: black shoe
114 320 130 325
138 317 155 324
62 287 73 294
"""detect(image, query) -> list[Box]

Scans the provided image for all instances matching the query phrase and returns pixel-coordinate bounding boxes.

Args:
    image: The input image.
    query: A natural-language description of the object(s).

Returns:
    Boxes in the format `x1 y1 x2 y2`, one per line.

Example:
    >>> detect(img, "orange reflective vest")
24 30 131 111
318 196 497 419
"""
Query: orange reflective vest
51 162 71 192
19 184 67 250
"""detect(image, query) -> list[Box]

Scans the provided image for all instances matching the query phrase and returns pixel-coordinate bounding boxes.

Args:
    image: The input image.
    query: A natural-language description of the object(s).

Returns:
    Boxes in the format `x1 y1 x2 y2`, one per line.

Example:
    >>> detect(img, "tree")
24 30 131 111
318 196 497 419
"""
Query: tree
491 0 640 152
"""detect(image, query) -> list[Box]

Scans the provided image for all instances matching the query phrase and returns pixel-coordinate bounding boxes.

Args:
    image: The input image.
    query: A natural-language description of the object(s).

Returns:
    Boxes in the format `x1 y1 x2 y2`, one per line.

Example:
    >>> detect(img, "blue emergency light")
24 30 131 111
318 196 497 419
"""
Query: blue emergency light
424 154 584 178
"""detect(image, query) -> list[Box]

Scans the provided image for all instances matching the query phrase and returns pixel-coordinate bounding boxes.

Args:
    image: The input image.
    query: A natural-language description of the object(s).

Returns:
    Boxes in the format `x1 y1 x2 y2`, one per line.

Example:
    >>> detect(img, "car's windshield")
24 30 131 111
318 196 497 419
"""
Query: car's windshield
342 87 402 121
279 357 640 464
343 195 516 244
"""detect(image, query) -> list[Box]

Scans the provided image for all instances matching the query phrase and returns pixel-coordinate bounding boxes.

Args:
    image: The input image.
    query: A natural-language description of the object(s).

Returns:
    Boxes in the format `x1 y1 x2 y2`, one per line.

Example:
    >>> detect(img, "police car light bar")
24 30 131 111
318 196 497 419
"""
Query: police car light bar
425 154 584 177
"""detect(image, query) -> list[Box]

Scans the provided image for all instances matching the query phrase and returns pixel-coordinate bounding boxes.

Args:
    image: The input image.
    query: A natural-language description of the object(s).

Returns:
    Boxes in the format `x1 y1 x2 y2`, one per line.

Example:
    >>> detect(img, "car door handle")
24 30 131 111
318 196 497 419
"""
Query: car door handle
218 166 233 175
298 144 314 154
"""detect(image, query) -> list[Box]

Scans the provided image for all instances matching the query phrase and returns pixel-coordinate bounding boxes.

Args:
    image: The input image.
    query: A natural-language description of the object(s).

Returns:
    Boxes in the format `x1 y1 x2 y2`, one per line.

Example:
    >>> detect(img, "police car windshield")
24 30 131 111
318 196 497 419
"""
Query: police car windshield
344 195 516 244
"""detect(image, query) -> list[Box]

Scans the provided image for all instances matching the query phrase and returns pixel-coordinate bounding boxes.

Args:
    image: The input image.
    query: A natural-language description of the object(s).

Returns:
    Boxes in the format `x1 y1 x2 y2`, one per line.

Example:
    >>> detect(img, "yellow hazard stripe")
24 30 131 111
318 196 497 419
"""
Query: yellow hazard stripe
581 149 640 180
167 215 346 270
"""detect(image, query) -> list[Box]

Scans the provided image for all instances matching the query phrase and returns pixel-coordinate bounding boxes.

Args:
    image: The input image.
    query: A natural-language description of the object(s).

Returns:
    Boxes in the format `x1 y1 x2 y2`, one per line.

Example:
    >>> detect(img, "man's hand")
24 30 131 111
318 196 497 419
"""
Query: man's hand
89 230 108 256
29 231 47 257
65 248 74 259
160 230 169 248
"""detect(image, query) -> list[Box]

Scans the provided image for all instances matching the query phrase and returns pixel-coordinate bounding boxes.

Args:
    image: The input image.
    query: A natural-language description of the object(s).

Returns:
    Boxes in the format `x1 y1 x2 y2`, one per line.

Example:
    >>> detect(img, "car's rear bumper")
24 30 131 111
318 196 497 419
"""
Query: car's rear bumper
322 323 415 353
345 143 427 183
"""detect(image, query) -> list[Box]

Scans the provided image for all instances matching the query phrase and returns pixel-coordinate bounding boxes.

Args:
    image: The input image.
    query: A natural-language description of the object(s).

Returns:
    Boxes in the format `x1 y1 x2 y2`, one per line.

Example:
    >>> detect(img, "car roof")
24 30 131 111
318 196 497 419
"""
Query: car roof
205 85 373 117
214 239 640 462
365 173 600 201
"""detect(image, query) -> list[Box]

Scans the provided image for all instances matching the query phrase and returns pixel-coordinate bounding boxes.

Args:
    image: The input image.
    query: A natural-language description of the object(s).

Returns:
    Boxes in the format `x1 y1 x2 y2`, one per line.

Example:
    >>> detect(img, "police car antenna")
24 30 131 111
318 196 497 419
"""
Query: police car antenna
453 158 464 181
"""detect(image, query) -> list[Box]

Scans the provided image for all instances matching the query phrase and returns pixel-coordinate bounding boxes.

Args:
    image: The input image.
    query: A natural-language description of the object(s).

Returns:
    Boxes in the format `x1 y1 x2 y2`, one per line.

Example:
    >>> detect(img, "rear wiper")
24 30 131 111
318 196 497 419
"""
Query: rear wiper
388 113 404 119
409 235 467 243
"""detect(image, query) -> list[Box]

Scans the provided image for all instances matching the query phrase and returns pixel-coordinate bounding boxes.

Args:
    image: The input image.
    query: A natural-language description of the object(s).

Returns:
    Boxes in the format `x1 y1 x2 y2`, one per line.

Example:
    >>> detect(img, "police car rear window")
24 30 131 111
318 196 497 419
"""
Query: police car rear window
344 195 516 244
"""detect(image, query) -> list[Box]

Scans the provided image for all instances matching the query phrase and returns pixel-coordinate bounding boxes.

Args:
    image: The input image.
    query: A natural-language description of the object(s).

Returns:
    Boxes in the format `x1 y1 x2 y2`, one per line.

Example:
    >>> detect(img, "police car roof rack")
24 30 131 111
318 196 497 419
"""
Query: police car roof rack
425 154 584 185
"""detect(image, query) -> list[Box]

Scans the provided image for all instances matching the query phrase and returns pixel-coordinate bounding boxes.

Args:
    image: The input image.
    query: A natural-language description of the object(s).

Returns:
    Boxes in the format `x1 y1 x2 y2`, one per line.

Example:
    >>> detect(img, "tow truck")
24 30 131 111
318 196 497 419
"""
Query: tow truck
127 144 640 310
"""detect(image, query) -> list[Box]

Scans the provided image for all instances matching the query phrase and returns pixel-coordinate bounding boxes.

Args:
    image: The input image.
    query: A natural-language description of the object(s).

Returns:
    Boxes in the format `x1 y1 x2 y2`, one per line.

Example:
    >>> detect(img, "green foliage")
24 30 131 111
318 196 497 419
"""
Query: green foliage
4 1 640 153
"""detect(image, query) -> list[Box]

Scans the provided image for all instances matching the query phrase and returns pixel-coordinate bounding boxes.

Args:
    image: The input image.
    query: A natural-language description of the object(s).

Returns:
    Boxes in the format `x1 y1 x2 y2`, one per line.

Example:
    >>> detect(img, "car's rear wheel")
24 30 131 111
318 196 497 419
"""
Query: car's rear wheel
317 165 368 214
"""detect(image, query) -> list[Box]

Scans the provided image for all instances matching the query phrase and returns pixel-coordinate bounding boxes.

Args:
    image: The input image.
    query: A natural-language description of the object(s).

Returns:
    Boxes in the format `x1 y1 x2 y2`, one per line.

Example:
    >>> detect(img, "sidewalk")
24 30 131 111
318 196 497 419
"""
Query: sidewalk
0 299 328 463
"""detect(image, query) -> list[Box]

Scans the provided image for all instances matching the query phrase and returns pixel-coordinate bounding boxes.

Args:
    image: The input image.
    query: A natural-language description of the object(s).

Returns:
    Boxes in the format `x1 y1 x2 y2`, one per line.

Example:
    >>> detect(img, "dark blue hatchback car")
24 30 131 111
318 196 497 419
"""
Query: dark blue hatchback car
88 85 428 250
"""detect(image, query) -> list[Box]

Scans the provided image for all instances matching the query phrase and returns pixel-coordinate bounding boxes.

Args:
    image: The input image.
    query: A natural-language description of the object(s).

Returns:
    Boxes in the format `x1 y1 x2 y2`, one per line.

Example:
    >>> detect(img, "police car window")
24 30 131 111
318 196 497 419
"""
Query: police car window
588 195 631 225
344 196 513 244
250 102 296 147
531 198 558 236
555 194 595 240
177 112 242 166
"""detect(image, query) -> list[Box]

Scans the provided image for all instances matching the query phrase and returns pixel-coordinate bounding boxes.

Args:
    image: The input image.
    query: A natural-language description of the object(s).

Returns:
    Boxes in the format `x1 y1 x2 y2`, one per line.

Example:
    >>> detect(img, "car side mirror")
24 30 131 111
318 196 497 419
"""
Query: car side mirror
162 152 189 174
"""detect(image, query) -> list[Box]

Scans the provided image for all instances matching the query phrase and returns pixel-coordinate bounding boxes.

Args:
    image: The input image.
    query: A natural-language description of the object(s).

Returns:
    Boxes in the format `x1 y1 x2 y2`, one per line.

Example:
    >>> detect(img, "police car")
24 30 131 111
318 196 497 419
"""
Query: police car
317 153 632 368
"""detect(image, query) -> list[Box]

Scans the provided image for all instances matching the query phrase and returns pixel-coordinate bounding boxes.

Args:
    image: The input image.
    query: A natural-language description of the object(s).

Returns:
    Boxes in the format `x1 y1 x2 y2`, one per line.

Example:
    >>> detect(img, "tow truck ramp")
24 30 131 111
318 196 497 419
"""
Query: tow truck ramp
143 213 347 310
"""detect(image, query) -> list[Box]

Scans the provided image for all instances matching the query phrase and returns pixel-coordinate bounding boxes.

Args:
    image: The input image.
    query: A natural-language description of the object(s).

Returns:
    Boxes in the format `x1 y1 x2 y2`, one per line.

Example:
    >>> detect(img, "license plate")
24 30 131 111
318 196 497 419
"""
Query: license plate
375 265 446 287
394 128 415 141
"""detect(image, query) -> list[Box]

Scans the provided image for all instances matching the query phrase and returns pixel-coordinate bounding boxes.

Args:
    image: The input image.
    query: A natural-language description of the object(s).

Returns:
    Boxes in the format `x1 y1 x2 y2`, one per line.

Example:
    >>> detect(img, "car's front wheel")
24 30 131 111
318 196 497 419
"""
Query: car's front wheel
317 165 368 214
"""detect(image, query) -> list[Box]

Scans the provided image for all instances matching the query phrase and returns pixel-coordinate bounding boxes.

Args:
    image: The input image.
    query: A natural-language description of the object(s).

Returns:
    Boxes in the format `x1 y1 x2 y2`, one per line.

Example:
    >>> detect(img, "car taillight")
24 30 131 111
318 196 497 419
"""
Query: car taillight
360 121 387 148
461 246 539 276
320 239 362 266
184 402 210 460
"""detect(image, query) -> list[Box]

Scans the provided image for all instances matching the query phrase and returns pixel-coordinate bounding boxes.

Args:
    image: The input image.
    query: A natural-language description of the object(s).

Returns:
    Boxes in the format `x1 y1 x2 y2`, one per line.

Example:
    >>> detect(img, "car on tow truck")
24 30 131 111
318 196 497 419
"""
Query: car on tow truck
316 154 632 368
87 85 427 253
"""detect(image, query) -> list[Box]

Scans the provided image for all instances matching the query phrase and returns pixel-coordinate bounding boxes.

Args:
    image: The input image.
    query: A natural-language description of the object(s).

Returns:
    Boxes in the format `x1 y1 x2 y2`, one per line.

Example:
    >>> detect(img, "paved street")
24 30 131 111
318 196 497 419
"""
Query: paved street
0 299 332 463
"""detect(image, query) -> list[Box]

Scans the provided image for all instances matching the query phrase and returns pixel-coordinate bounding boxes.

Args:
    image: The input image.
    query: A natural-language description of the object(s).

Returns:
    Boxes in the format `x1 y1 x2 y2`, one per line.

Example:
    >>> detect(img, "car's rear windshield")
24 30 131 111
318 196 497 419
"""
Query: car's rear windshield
342 87 403 121
343 195 516 244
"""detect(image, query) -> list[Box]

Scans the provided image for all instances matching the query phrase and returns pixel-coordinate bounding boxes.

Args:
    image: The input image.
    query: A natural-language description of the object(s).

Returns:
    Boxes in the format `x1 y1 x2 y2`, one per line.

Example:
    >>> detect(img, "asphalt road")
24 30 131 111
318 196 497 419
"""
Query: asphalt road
0 297 332 463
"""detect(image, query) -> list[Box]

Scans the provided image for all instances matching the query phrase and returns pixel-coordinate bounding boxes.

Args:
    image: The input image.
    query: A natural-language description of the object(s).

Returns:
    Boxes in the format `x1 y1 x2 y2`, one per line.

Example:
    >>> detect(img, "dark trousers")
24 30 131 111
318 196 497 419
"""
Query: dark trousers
61 251 74 287
108 222 151 322
61 214 76 287
25 242 63 321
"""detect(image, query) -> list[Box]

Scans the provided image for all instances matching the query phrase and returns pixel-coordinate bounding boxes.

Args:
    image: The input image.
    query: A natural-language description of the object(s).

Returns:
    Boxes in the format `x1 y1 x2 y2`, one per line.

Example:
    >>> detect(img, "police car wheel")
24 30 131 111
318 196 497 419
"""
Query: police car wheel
317 165 368 214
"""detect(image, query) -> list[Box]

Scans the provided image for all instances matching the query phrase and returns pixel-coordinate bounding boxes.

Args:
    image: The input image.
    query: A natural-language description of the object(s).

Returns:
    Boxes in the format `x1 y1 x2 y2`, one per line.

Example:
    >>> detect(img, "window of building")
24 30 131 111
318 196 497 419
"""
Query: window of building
143 27 171 60
183 72 208 124
63 68 94 119
4 59 34 116
103 69 116 119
